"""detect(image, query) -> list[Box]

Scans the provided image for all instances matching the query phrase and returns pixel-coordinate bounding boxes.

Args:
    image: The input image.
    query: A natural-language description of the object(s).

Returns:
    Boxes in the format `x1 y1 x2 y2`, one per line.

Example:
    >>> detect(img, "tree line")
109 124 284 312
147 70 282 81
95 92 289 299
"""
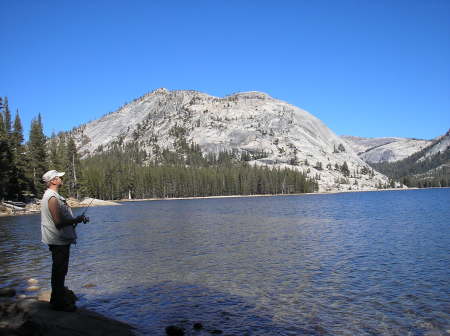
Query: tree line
0 97 318 202
81 143 318 200
0 97 48 200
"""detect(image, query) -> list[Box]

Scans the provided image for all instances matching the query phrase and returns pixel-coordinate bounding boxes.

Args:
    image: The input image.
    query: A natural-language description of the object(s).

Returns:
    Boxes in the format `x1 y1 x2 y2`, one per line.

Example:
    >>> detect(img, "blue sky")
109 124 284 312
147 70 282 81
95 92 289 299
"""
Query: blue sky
1 0 449 140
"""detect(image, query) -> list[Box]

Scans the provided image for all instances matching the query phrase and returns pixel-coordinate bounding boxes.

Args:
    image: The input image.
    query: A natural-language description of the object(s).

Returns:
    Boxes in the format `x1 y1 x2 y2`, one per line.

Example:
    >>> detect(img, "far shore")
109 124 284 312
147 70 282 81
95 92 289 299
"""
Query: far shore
117 186 443 203
1 187 447 218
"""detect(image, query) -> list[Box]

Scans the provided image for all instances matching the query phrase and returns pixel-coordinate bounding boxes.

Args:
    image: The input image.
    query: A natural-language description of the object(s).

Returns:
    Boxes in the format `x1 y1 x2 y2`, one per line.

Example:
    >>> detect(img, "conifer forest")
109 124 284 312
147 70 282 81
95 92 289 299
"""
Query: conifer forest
0 97 318 201
1 97 448 203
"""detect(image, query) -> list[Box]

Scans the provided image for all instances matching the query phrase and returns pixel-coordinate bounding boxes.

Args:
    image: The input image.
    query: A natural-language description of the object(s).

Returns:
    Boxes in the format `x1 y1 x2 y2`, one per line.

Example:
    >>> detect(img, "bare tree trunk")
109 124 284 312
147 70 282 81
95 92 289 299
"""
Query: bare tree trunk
73 153 78 199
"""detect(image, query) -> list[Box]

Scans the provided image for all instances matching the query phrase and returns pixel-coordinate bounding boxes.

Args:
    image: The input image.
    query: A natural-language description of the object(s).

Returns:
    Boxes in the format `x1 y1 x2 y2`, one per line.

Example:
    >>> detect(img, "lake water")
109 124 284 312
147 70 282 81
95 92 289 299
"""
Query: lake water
1 189 449 335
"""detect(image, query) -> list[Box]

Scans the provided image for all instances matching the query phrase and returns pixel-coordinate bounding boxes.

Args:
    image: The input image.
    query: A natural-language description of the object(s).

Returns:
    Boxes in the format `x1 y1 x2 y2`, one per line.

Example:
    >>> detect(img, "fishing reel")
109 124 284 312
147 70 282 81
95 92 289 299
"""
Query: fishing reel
75 215 90 224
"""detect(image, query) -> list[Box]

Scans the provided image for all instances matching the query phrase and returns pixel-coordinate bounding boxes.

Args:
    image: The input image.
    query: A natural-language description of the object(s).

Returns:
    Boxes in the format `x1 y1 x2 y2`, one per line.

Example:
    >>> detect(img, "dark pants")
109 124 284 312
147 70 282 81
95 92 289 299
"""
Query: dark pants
48 244 70 305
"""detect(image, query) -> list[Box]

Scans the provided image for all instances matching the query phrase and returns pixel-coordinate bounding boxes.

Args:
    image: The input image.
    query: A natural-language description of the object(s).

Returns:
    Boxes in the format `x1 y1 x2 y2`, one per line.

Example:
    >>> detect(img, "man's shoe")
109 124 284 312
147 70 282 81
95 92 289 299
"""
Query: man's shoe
50 302 77 312
64 287 78 303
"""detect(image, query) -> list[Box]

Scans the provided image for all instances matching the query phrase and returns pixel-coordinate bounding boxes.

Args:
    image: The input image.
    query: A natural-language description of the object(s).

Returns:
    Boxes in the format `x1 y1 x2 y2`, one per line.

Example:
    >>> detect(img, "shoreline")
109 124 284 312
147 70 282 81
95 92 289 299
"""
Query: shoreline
117 186 448 202
2 187 448 218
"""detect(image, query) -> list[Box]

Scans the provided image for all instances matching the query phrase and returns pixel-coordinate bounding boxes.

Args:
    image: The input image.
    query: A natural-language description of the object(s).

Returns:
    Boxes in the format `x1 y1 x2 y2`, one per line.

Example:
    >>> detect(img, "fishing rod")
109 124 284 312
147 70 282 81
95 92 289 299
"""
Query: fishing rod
81 198 95 216
78 198 94 224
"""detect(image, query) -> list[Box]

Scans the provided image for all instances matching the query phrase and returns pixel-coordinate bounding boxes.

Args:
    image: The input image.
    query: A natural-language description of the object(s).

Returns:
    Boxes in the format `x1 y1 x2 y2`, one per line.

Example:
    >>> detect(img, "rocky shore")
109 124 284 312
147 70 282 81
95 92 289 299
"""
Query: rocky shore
0 287 135 336
0 286 228 336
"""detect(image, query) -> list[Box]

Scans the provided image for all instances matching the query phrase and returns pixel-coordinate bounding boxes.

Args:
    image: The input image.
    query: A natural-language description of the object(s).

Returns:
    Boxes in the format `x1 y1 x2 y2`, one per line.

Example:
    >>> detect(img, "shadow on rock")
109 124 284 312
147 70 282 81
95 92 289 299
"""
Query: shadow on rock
0 297 136 336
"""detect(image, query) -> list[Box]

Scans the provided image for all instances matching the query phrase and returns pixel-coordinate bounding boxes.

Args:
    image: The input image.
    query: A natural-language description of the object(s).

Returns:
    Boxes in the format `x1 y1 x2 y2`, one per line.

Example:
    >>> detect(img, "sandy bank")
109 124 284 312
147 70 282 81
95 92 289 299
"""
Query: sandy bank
76 198 121 207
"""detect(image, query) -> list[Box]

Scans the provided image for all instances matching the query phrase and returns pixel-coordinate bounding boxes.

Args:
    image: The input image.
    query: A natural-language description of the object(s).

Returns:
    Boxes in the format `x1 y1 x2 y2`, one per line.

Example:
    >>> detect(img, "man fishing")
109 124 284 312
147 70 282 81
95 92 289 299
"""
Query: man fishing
41 170 89 312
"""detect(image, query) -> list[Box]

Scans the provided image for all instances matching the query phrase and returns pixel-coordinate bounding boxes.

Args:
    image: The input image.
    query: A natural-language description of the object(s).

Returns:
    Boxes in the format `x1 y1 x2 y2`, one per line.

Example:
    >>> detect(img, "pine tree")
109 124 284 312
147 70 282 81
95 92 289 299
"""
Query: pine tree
48 132 62 170
11 111 24 151
2 97 12 137
28 114 48 197
341 161 350 177
1 97 17 199
0 112 13 200
64 136 81 199
9 110 29 200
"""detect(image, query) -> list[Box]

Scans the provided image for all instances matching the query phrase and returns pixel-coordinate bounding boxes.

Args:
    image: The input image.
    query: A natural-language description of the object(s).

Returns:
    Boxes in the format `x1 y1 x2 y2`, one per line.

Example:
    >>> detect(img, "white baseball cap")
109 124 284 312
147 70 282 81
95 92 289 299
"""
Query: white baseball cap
42 170 65 183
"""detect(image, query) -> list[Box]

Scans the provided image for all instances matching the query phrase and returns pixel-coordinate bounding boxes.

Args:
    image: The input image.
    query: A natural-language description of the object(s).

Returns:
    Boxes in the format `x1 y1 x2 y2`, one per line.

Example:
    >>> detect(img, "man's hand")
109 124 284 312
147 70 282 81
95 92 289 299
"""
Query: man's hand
75 215 90 224
49 197 91 229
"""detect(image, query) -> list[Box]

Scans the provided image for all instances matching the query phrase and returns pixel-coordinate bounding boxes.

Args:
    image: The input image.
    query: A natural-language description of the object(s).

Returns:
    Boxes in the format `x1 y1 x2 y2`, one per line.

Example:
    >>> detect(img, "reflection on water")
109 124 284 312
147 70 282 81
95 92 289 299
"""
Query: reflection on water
1 189 449 335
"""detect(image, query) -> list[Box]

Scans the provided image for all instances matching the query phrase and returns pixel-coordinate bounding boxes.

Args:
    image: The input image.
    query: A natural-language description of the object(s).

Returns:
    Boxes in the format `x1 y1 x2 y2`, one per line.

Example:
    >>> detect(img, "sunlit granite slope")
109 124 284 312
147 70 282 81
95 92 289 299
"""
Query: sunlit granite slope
69 88 392 192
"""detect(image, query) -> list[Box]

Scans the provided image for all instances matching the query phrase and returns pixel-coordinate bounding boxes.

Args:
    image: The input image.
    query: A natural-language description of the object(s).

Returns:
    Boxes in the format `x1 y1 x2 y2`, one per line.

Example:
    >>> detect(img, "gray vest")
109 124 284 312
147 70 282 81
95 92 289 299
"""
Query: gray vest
41 189 77 245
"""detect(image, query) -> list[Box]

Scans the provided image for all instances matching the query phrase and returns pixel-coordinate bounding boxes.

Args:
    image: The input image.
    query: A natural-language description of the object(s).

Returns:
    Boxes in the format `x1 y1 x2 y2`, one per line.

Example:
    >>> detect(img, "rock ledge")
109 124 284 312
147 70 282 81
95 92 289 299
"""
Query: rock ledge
0 298 135 336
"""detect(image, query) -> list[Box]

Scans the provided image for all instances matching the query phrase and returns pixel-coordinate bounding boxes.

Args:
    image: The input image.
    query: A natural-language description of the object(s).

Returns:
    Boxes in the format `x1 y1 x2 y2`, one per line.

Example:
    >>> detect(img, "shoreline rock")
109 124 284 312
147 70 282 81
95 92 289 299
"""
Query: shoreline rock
0 296 136 336
0 288 16 298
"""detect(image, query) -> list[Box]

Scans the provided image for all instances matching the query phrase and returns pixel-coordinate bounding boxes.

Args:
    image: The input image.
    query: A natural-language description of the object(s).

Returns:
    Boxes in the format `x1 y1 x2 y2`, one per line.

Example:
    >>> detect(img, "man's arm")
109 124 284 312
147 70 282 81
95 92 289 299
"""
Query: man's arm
48 197 82 229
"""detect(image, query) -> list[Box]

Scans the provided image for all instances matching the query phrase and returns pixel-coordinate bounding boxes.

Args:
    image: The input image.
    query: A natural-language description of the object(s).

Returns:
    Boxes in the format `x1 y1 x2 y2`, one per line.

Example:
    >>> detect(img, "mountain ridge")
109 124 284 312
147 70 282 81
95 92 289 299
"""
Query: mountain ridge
341 135 432 163
65 88 393 192
368 130 450 187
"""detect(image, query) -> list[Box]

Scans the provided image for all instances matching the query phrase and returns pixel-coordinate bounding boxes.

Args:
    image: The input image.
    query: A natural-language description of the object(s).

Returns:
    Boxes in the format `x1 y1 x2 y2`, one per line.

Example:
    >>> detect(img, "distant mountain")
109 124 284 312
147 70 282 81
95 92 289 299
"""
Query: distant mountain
419 130 450 161
67 88 391 192
341 135 432 163
368 130 450 187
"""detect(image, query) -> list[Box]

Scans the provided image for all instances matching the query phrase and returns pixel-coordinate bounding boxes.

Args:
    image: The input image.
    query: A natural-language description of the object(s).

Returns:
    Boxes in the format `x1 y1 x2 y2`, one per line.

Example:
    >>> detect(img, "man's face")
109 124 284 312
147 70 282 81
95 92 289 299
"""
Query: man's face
51 176 63 186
